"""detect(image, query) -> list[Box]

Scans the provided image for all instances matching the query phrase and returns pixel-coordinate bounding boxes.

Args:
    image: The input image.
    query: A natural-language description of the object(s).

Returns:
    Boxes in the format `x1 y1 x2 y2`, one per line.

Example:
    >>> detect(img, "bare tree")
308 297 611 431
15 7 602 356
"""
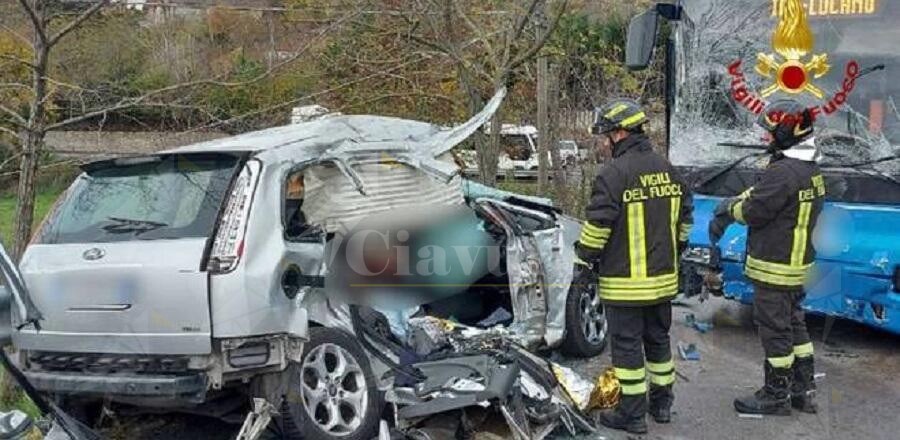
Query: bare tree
401 0 569 186
0 0 362 260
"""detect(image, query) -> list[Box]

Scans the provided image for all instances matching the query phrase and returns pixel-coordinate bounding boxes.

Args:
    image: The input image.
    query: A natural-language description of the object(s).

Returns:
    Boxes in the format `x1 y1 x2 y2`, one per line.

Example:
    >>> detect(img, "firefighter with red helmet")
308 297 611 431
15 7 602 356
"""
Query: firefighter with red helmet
575 99 693 434
709 99 825 415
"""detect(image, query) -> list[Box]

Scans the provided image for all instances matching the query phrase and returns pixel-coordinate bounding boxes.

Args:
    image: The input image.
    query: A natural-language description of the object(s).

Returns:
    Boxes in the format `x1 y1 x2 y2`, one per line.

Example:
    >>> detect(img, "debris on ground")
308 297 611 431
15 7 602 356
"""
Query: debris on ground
683 313 714 333
235 399 277 440
351 307 601 440
737 413 764 419
823 345 860 358
814 372 827 380
677 342 701 361
588 368 621 410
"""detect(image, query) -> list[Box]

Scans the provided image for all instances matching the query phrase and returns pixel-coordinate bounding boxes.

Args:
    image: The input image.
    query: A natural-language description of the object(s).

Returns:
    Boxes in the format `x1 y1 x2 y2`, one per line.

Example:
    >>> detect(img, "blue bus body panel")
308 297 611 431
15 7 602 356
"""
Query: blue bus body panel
691 195 900 335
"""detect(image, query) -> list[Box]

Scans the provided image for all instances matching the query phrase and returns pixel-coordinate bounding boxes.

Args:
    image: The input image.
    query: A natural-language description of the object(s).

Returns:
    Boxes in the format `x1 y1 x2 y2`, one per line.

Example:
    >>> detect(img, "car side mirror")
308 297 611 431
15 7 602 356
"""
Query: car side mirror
626 8 660 71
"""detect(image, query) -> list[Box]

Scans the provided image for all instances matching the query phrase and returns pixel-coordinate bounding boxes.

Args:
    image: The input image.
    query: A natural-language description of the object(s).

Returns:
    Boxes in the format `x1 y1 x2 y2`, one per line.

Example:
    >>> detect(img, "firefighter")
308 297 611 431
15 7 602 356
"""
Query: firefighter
708 99 824 415
576 99 693 434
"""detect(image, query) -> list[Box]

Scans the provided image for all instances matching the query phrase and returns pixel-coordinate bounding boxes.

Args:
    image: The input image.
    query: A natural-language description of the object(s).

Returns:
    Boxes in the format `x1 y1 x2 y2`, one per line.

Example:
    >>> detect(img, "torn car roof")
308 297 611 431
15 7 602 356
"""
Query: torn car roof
165 88 507 162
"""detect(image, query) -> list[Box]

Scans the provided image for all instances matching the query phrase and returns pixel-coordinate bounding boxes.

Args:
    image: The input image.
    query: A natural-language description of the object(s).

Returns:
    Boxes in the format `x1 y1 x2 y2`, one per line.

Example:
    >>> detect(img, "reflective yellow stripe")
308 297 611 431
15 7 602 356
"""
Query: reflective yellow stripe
767 354 795 368
604 104 629 118
574 256 589 266
616 367 648 395
598 272 678 288
620 381 649 395
679 223 691 242
582 222 611 238
614 367 646 381
648 358 676 386
579 233 608 249
791 202 812 266
732 200 745 224
739 187 753 200
793 342 814 357
646 359 674 374
598 281 679 302
620 111 647 128
580 222 611 249
745 256 811 278
627 202 647 278
649 373 675 386
744 267 804 286
670 197 680 264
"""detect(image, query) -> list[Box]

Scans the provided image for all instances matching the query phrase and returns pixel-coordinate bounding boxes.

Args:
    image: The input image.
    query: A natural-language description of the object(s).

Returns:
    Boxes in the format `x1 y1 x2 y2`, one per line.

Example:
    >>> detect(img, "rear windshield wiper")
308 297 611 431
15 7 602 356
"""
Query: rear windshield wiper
102 216 169 234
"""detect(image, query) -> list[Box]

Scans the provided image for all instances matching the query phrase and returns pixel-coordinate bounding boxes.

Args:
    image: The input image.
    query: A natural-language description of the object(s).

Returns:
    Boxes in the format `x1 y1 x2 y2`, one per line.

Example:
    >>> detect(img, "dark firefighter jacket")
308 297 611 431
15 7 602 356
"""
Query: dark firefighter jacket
729 155 825 289
576 134 693 305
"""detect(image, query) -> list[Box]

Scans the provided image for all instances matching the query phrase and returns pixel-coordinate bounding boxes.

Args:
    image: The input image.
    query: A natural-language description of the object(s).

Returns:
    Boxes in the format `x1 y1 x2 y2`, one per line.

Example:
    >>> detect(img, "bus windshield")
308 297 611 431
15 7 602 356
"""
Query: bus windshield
670 0 899 174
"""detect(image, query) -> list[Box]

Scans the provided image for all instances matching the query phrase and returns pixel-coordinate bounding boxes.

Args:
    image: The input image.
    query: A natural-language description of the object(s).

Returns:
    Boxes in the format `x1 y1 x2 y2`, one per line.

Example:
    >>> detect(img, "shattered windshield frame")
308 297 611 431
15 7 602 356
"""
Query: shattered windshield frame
670 0 899 174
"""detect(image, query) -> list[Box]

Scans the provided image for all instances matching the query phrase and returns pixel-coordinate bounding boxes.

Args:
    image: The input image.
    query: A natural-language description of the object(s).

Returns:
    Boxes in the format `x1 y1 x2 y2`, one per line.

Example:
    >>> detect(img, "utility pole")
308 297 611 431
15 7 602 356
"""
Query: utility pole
535 1 550 194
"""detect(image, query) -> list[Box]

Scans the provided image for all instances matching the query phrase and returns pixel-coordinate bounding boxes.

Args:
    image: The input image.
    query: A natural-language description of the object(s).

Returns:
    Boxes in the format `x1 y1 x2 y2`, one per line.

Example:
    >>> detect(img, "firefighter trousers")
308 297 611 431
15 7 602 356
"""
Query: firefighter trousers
606 302 675 418
752 283 814 369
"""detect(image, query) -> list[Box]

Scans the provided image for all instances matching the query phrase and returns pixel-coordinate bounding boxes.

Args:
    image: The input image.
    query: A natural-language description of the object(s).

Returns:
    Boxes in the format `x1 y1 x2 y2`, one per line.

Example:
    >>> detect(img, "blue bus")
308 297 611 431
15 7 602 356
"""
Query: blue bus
626 0 900 334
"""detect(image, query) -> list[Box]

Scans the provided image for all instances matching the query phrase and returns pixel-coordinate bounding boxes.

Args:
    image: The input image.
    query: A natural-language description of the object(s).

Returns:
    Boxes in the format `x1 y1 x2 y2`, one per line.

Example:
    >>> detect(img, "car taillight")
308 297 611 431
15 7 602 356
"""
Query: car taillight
207 160 261 274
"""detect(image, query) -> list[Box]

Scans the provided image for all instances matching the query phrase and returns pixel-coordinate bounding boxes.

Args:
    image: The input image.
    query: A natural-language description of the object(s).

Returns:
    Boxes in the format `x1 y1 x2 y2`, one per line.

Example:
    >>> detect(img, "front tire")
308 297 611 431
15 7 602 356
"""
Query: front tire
560 282 608 357
280 327 381 440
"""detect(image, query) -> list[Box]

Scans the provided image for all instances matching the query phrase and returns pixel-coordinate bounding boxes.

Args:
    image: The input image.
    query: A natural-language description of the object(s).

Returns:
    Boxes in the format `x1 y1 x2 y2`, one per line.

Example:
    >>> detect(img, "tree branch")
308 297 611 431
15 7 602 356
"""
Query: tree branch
341 91 459 110
44 6 362 131
506 0 568 74
186 54 432 132
48 0 111 47
511 0 542 41
0 82 30 91
0 125 20 138
15 0 46 44
0 104 26 126
0 23 32 46
0 151 23 170
0 54 36 69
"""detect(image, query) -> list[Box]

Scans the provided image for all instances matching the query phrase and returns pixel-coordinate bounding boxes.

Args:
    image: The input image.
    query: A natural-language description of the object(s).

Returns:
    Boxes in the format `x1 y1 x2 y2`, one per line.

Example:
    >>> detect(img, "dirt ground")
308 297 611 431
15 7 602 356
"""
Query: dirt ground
563 297 900 440
103 296 900 440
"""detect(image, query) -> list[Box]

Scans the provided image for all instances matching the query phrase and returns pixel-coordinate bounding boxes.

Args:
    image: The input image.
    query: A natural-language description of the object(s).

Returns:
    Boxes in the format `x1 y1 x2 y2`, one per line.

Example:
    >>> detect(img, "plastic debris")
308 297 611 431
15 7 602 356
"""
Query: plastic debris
738 413 764 419
814 372 826 380
407 316 455 355
477 307 513 327
684 313 714 333
235 398 277 440
677 342 701 361
588 367 621 410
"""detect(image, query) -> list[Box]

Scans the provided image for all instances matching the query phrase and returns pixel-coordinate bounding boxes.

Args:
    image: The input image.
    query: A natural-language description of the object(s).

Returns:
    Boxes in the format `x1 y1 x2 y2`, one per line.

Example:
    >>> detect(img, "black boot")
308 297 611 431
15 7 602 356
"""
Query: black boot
734 361 792 415
791 356 818 413
648 384 673 423
596 394 648 434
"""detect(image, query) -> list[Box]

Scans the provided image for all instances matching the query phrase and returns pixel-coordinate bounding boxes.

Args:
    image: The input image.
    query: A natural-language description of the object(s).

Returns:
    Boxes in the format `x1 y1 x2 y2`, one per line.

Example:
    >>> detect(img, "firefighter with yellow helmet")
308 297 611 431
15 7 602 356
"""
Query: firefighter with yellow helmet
709 99 825 415
574 99 693 434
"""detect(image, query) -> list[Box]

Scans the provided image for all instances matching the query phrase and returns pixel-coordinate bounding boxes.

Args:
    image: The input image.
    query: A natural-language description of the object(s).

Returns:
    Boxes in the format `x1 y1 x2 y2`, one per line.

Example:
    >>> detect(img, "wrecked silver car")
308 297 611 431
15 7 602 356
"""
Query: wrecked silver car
2 88 607 439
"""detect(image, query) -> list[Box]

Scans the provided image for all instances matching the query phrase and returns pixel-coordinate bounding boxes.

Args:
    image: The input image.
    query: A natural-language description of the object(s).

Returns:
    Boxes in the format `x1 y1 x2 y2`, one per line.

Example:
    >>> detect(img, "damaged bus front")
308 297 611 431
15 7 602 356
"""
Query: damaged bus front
627 0 900 333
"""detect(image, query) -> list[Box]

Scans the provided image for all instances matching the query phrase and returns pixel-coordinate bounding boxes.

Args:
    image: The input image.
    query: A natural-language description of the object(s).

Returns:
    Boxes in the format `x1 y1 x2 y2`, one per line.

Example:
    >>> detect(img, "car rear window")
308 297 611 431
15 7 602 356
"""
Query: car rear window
37 154 240 244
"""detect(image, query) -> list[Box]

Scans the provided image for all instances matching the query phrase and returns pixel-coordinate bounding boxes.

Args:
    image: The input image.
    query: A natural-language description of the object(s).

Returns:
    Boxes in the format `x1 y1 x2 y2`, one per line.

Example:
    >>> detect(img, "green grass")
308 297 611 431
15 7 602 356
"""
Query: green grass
0 369 41 420
0 190 63 249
